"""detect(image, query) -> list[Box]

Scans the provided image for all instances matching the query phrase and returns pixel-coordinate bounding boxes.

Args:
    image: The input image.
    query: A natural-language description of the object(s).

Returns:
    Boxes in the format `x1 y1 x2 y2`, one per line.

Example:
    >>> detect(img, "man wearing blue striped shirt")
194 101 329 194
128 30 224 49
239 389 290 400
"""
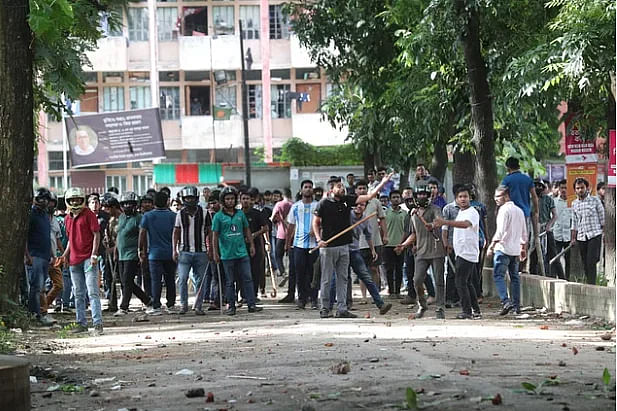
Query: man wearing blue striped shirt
286 180 319 309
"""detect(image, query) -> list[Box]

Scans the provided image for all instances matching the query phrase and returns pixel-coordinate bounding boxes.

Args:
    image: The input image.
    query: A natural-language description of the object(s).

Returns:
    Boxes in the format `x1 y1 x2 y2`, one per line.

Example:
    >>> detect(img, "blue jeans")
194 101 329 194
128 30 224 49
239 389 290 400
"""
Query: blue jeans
177 251 208 309
70 258 103 326
350 250 384 308
149 260 177 309
493 251 521 309
222 257 256 309
60 266 73 308
26 256 49 317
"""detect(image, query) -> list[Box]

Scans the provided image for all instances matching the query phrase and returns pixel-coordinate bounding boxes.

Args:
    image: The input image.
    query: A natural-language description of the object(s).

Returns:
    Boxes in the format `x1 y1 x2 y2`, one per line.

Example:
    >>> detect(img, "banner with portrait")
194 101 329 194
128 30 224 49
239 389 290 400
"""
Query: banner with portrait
65 108 166 168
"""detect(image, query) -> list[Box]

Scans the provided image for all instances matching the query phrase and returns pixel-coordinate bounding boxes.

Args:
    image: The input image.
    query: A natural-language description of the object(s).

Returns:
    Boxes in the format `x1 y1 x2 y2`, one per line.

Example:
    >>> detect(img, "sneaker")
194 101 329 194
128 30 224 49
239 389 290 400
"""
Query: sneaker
296 302 306 310
207 304 219 311
255 297 261 304
54 305 62 313
414 306 427 319
72 324 89 334
311 301 319 310
426 296 436 306
113 309 128 317
435 309 445 320
92 324 104 336
499 302 513 316
335 311 357 319
248 306 263 313
62 306 73 314
472 311 482 320
165 306 179 314
400 295 416 305
146 308 162 316
225 308 236 316
195 309 205 316
319 309 330 319
379 303 392 315
38 315 55 326
179 305 188 315
456 312 472 320
278 296 294 304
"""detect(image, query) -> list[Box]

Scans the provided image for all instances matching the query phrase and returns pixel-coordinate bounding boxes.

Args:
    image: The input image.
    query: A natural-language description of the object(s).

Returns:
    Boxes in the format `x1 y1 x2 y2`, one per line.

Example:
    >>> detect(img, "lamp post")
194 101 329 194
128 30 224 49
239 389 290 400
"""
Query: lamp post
239 19 251 186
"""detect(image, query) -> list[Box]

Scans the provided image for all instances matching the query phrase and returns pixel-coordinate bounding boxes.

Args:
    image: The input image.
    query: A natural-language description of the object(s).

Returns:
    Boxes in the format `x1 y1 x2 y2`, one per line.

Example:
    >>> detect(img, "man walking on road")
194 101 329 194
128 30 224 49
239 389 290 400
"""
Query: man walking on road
487 186 527 315
571 177 605 285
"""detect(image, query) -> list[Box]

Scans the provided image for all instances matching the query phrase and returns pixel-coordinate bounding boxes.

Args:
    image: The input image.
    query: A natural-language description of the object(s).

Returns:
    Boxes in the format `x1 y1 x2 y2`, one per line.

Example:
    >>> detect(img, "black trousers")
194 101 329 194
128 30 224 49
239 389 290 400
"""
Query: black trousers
383 247 404 295
118 260 150 311
455 256 480 316
286 248 297 297
250 240 265 296
545 232 565 279
445 250 459 303
294 248 318 304
578 235 602 285
555 240 571 281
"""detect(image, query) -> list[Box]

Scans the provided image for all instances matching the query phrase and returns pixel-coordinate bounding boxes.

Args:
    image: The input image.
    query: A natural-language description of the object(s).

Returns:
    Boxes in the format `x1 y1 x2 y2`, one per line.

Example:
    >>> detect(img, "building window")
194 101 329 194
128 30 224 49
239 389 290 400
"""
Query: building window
103 87 125 112
213 6 234 35
49 176 71 193
296 68 321 80
248 85 262 119
130 86 151 110
129 72 150 82
271 84 291 118
106 175 127 193
215 86 236 109
187 86 211 116
103 72 124 83
83 72 98 83
160 87 180 120
133 175 153 195
185 71 209 81
240 6 259 39
269 5 289 40
159 71 180 82
128 8 149 41
182 7 207 36
49 152 70 171
271 69 290 80
157 7 179 41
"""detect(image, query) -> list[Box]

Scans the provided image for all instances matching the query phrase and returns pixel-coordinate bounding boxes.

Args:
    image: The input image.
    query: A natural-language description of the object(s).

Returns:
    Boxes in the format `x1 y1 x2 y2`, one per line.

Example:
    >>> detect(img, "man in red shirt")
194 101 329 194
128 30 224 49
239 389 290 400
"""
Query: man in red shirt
62 187 103 335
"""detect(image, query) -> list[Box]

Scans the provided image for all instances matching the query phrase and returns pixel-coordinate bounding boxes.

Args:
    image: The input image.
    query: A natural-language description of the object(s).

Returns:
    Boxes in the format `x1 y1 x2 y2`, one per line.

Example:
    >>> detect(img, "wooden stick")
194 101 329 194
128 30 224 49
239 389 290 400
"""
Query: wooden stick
309 211 377 254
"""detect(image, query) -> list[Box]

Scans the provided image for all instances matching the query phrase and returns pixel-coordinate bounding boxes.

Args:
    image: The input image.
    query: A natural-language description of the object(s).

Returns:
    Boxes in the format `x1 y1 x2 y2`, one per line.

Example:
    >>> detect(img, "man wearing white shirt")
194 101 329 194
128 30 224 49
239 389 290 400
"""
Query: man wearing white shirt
434 185 481 320
487 185 528 315
551 180 571 280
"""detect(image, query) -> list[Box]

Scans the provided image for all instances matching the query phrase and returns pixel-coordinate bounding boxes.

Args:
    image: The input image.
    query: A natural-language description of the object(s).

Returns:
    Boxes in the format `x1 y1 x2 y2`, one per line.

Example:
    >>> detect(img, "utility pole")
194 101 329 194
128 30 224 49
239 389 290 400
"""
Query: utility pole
239 20 251 186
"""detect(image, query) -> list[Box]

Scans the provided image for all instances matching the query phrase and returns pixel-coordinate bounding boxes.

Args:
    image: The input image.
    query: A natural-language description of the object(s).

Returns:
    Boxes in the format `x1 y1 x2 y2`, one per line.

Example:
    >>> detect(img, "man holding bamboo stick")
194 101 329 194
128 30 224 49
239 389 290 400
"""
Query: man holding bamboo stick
313 173 393 319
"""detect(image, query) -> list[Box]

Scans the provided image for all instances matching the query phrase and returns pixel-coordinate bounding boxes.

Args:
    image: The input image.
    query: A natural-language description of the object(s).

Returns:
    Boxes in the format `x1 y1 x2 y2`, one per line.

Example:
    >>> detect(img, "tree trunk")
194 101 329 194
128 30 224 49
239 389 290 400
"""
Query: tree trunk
0 0 34 312
453 149 475 188
455 0 498 237
605 96 616 287
431 137 449 184
363 146 374 178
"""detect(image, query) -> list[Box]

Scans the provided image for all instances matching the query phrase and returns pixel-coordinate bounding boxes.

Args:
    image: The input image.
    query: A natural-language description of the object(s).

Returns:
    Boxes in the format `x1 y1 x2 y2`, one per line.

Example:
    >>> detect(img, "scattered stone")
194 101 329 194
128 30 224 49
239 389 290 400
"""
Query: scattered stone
147 382 156 387
492 393 502 405
175 369 194 376
596 346 605 351
185 388 205 398
30 376 37 383
42 392 52 398
89 390 100 397
206 392 215 402
111 384 122 391
369 358 379 363
134 315 149 323
601 333 613 341
331 361 351 375
558 361 567 367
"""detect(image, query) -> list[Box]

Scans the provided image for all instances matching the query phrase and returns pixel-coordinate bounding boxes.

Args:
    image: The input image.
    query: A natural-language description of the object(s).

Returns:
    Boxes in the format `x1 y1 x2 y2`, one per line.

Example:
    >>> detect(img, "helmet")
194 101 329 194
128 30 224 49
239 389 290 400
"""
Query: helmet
101 192 120 208
180 186 199 207
413 185 430 208
65 187 86 212
120 191 139 204
47 191 58 214
34 187 52 208
139 193 154 204
220 186 238 201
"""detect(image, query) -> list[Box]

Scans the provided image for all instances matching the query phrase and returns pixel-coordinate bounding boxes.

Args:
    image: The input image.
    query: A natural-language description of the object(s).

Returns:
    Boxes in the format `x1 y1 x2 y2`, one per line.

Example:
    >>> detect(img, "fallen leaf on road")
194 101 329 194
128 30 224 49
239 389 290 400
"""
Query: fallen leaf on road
324 343 334 347
561 343 567 347
492 393 502 405
540 325 549 330
365 313 371 318
601 334 612 341
459 370 470 376
571 347 578 355
206 392 214 402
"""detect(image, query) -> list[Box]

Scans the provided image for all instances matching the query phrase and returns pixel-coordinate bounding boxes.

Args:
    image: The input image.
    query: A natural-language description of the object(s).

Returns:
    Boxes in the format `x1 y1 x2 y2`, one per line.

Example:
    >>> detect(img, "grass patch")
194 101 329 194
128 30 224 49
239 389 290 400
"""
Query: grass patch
57 322 85 339
0 324 16 354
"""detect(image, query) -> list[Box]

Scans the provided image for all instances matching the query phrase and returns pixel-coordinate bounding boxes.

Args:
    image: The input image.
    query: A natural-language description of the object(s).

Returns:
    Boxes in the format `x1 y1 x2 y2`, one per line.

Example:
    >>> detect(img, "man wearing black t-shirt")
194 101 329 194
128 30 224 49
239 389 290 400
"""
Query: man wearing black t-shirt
313 173 392 318
241 189 269 298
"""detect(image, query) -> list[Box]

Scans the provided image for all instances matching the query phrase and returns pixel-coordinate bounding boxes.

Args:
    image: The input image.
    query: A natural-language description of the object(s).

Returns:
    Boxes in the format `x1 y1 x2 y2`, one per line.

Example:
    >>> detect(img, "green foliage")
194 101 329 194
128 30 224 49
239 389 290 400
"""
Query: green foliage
278 138 362 166
29 0 126 119
602 368 611 387
405 387 418 410
0 323 16 354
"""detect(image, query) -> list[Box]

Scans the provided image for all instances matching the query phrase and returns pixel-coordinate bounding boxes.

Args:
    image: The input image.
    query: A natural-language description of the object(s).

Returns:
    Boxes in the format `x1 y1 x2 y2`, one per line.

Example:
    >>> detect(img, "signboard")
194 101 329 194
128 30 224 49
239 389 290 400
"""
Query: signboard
609 129 616 188
566 163 597 206
565 127 597 164
65 108 165 168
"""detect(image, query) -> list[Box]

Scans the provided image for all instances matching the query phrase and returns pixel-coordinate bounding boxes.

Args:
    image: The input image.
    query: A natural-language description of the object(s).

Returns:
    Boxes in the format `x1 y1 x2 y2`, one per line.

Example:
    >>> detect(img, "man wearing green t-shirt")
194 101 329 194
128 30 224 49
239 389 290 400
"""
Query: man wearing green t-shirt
383 190 407 297
212 186 263 316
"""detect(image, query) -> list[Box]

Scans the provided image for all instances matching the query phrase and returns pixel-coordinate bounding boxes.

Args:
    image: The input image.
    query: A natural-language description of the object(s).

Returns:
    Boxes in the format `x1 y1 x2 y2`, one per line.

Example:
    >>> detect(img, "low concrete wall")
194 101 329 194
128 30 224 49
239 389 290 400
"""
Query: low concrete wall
482 268 616 322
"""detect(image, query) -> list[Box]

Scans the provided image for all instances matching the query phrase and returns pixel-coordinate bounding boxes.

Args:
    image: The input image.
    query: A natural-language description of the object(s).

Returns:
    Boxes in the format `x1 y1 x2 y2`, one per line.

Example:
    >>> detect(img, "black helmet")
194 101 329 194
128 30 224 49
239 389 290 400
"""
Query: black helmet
180 186 199 207
34 187 52 208
47 191 58 214
220 186 238 201
101 192 120 208
140 193 154 204
413 185 430 208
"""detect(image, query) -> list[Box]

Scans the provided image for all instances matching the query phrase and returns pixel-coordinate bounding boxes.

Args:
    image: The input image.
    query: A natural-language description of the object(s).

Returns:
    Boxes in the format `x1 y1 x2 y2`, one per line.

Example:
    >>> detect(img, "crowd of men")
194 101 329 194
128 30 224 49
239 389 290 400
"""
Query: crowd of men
23 159 606 333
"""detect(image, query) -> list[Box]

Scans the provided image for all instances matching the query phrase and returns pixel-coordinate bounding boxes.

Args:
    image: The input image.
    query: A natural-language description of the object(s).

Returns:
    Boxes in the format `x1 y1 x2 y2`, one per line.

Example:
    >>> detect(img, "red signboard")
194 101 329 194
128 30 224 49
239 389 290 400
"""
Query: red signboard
565 126 597 164
609 129 616 188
